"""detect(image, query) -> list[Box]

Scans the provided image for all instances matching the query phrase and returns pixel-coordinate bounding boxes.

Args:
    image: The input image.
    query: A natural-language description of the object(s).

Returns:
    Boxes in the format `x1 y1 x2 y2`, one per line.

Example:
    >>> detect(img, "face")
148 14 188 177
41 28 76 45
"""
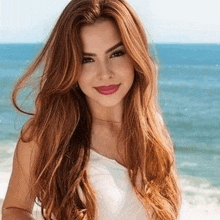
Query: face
78 19 134 109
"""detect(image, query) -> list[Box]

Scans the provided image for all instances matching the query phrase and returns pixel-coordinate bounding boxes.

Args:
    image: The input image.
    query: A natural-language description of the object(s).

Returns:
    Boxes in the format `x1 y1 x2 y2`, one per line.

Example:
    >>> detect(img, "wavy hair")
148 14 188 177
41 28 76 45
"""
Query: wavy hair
12 0 181 219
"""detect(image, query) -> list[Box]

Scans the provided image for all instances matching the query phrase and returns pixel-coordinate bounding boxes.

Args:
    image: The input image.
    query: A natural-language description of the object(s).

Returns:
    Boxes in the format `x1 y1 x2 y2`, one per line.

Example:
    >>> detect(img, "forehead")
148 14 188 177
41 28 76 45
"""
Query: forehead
80 20 122 52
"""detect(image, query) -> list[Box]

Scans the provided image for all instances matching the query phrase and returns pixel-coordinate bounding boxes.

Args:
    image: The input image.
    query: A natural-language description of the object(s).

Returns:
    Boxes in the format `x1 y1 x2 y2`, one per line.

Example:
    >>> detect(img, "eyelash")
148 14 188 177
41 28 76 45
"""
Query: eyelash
110 50 126 58
82 50 126 64
82 57 93 64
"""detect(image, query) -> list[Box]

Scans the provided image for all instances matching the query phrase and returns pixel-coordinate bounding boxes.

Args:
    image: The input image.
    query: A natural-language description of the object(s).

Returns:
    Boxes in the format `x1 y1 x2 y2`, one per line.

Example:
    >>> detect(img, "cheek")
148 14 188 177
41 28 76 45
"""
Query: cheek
78 66 95 85
123 61 134 73
112 55 133 68
112 58 134 78
78 75 87 85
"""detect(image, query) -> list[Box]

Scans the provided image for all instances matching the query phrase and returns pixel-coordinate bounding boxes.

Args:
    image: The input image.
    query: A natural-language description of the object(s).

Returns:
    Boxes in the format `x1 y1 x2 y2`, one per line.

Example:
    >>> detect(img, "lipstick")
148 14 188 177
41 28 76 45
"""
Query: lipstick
96 84 120 95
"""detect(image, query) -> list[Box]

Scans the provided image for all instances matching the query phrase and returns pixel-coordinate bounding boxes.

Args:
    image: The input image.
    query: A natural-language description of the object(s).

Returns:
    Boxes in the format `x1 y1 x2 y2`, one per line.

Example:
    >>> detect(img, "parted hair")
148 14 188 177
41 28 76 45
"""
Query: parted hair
12 0 181 219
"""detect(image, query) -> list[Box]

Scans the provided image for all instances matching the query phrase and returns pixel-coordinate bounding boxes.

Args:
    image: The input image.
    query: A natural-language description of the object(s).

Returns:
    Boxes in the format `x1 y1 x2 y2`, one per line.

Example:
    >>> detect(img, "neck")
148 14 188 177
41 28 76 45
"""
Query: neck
86 96 123 124
93 115 122 124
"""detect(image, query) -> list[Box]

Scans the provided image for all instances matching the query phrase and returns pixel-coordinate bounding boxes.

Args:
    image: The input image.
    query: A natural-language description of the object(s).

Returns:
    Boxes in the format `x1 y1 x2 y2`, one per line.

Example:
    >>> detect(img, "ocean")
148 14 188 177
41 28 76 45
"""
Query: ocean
0 43 220 219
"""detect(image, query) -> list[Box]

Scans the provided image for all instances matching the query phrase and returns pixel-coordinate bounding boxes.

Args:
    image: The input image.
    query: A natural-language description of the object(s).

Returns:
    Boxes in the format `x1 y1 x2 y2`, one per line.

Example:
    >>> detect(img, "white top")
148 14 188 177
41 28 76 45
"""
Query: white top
83 149 148 220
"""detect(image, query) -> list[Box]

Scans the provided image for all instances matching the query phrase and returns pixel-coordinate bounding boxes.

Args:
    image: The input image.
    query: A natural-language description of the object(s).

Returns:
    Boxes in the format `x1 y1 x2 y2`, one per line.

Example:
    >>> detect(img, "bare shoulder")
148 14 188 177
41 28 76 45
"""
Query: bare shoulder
2 127 40 215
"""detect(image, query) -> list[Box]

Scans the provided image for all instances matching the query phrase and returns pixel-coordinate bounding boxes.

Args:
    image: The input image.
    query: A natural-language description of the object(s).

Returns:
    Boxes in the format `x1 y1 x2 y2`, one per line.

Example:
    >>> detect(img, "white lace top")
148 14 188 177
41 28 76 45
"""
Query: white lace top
83 149 148 220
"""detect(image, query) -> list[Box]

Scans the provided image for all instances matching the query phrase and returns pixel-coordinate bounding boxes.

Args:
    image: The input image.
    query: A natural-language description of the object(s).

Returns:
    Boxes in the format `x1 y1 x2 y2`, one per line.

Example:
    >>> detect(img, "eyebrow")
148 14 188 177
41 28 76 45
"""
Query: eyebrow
82 42 123 56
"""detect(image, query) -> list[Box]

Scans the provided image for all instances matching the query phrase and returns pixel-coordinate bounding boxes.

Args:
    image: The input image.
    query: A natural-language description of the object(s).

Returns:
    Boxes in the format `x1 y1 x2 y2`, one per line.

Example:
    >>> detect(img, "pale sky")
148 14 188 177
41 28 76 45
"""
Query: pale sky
0 0 219 43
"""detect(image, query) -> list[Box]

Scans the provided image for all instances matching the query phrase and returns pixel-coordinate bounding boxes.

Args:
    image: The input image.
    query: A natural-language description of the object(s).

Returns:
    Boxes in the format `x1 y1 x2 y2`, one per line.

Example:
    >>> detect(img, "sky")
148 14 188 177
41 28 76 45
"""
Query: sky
0 0 219 43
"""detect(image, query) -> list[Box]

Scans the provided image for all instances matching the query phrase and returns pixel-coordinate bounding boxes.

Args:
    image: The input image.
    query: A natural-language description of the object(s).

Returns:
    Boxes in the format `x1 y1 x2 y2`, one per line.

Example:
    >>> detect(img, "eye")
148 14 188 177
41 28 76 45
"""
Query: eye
82 57 94 64
110 50 125 58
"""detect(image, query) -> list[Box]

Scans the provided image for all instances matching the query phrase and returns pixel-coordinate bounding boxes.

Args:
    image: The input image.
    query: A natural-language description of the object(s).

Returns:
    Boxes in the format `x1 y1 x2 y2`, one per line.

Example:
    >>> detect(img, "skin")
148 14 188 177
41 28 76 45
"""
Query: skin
2 136 39 219
78 19 134 128
78 19 135 163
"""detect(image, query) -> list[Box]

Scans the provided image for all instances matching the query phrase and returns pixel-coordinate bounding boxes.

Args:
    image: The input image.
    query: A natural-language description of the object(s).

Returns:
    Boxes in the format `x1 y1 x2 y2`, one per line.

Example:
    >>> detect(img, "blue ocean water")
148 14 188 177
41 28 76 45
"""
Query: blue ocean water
0 43 220 218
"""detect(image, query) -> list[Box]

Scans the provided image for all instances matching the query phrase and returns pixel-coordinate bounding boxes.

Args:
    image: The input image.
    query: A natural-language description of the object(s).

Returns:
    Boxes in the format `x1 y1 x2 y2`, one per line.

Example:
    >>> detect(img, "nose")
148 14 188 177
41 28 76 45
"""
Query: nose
97 60 113 79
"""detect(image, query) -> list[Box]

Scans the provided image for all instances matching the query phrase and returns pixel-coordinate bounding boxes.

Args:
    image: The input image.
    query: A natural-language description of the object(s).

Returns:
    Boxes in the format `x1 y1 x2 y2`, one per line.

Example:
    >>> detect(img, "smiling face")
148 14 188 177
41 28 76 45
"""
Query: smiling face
78 19 134 111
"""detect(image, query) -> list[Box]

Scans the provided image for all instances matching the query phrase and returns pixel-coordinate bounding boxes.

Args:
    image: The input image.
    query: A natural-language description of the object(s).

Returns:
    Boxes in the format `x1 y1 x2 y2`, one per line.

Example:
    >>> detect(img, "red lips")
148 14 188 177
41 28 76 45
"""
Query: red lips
95 84 121 95
97 84 120 91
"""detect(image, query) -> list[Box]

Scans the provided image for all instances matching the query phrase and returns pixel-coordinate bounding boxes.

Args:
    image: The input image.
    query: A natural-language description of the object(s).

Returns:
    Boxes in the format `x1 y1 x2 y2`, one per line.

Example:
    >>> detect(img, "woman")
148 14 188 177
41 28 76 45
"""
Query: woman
2 0 181 219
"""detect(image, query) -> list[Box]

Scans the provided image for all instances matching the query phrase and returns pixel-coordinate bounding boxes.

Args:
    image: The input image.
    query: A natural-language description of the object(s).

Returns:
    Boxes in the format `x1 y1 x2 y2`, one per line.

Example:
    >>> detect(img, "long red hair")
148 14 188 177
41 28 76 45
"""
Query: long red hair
12 0 181 219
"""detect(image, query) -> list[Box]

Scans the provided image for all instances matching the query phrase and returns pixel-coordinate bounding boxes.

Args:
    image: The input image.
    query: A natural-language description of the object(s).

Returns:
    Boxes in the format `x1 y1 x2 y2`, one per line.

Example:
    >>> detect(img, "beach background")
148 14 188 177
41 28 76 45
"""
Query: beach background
0 43 220 219
0 0 220 219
